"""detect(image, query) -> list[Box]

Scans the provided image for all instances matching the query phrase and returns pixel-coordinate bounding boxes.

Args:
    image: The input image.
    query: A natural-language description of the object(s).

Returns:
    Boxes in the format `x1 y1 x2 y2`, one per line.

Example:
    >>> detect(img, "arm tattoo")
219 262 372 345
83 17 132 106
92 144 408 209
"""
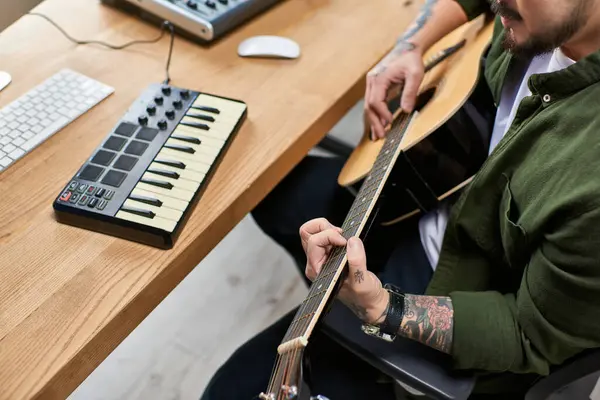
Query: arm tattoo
374 40 417 75
398 294 453 354
397 0 438 44
353 270 365 284
390 41 417 56
348 303 368 321
373 0 436 75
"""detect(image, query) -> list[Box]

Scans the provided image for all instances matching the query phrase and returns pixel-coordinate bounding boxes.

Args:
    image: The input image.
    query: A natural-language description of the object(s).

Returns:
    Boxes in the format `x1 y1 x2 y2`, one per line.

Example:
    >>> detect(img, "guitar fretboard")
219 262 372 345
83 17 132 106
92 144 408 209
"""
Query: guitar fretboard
277 111 415 353
274 37 469 354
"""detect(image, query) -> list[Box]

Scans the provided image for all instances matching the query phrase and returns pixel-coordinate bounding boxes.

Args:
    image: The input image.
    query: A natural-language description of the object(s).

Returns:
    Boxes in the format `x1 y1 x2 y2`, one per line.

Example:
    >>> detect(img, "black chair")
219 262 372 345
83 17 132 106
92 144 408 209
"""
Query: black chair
317 135 354 158
525 348 600 400
321 300 475 400
321 300 600 400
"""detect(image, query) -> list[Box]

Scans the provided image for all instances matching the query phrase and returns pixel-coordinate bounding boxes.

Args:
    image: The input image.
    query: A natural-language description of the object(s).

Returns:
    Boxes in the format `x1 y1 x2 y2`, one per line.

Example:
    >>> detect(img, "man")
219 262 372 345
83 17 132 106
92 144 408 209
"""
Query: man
201 0 600 398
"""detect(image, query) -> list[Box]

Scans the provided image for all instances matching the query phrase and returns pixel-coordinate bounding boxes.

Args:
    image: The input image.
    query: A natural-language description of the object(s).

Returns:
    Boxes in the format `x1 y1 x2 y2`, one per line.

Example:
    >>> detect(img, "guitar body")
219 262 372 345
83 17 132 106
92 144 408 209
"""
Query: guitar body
338 18 497 225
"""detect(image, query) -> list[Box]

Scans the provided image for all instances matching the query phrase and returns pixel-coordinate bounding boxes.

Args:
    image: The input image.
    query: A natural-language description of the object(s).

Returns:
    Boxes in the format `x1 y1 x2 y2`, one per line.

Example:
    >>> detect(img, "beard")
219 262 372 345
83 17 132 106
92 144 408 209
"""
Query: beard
490 0 592 58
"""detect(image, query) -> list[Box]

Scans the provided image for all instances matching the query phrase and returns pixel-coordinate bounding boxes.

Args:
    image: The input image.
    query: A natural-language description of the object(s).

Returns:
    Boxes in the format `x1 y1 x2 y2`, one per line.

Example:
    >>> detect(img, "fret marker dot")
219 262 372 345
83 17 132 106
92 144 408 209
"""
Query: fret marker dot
318 284 323 290
390 139 395 143
350 221 355 226
362 197 366 202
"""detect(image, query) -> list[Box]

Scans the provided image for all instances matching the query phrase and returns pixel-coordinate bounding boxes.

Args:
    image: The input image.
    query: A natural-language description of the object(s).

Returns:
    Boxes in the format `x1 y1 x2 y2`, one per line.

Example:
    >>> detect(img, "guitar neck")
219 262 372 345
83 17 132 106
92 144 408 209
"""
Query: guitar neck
276 111 416 355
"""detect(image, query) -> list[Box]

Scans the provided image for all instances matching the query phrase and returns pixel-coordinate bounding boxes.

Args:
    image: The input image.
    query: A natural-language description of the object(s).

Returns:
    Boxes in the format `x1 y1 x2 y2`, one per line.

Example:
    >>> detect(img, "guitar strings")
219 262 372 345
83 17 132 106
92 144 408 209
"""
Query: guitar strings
269 354 284 395
266 46 458 396
266 112 415 399
284 160 394 339
281 352 292 400
287 113 412 339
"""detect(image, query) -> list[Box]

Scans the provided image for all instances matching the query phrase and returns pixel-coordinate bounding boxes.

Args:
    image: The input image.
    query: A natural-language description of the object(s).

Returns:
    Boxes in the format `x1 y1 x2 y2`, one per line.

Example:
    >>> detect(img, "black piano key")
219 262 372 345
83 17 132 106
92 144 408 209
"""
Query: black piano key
154 159 186 169
171 134 201 145
191 105 220 114
164 143 196 154
147 168 180 179
141 178 174 190
129 194 163 207
121 206 156 219
181 121 209 130
186 112 215 122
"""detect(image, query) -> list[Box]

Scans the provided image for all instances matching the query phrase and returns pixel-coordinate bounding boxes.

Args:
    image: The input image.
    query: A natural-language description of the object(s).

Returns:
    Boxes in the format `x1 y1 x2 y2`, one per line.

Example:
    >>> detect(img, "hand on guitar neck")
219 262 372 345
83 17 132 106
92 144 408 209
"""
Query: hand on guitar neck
300 218 389 325
300 218 455 355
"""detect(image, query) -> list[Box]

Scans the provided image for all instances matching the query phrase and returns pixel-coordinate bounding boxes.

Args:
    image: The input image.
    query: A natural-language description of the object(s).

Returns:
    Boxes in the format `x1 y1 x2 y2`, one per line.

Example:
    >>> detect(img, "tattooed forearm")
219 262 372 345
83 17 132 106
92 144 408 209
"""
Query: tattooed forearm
398 294 453 354
348 303 368 321
397 0 438 44
354 270 365 284
390 41 417 56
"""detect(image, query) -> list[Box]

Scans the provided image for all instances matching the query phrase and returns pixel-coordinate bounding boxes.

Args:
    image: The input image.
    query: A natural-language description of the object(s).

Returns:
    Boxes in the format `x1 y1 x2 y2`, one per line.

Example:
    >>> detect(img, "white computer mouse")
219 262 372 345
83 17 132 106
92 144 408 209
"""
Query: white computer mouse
0 71 11 92
238 35 301 59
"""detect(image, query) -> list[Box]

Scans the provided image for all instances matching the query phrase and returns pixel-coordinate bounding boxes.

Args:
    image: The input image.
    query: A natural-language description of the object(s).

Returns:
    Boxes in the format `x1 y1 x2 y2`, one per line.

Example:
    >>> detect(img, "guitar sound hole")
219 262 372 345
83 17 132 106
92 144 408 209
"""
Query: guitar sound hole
414 87 437 112
386 86 437 114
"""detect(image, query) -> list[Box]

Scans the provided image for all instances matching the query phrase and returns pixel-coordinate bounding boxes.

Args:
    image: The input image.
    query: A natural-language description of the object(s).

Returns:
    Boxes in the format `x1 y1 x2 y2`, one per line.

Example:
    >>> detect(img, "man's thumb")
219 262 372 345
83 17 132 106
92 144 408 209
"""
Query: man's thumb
346 237 367 273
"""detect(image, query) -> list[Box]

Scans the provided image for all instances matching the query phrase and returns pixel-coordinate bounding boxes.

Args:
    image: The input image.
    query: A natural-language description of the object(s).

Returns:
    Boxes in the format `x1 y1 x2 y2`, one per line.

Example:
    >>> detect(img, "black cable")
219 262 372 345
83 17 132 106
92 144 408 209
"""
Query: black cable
163 21 175 84
27 12 175 84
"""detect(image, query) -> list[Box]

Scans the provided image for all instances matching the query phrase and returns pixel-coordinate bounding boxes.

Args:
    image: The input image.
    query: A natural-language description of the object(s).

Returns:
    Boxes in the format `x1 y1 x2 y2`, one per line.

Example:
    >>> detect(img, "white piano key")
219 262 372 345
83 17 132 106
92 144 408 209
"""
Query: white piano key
175 123 232 141
148 161 206 183
116 210 177 232
192 94 247 117
158 147 216 167
141 171 201 193
172 127 226 149
136 181 195 202
130 187 188 212
122 199 183 222
181 116 237 132
186 107 241 123
155 150 211 174
165 137 220 158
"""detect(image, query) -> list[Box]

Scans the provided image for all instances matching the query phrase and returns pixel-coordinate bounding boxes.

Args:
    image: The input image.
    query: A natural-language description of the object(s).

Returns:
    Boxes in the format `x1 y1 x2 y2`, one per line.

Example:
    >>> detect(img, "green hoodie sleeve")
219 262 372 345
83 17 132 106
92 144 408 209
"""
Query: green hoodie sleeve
449 207 600 374
455 0 491 20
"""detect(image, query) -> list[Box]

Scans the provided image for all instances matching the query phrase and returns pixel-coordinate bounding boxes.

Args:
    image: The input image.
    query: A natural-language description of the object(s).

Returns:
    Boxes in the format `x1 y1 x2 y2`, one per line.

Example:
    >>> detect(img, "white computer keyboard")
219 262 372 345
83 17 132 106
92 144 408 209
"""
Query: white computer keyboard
0 68 114 172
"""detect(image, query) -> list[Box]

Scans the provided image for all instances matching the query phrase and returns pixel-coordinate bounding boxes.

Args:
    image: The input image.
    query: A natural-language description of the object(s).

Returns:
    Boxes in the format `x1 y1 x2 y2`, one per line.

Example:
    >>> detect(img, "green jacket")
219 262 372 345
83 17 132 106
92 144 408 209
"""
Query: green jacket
426 0 600 394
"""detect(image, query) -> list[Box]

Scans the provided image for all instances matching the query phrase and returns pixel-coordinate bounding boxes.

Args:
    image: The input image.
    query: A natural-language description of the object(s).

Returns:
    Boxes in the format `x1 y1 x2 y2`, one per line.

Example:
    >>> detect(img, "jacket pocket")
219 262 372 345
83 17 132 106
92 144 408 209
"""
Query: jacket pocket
500 174 529 268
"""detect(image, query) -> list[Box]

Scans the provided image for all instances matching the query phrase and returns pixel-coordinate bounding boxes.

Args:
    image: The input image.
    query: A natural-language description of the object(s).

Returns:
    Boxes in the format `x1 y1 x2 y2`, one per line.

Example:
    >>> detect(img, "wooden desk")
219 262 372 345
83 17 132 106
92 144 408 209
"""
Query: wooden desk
0 0 420 398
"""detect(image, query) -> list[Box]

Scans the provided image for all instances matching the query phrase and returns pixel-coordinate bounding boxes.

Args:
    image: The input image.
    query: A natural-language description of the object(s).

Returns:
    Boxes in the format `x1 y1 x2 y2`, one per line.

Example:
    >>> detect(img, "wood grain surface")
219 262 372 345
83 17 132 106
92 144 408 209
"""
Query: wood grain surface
0 0 421 398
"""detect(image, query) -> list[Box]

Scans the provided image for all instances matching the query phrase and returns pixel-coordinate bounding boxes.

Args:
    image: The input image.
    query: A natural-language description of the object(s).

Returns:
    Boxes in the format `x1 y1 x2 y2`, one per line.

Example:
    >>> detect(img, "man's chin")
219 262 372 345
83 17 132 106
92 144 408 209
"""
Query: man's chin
501 30 540 58
501 30 520 53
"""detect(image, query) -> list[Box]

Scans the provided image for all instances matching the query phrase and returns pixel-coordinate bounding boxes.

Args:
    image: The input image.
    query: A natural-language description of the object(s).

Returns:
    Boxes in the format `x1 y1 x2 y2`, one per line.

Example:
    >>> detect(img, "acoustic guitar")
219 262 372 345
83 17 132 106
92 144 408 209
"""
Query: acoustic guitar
340 14 496 226
258 15 496 400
